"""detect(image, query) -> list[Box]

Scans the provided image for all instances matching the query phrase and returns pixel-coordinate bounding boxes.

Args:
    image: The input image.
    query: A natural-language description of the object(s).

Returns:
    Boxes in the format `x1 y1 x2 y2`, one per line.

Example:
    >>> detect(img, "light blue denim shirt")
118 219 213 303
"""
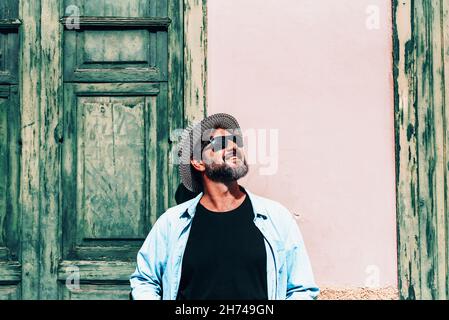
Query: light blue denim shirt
130 188 320 300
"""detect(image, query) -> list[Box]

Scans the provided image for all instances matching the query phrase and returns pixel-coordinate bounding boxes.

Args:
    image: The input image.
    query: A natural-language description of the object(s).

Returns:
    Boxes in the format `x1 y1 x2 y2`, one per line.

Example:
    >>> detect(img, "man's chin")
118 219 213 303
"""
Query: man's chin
204 161 249 183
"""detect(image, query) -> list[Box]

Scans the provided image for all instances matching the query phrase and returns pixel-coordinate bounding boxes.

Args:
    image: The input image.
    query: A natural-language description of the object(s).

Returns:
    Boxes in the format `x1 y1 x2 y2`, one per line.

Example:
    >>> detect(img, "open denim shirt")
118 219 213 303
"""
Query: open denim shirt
130 188 320 300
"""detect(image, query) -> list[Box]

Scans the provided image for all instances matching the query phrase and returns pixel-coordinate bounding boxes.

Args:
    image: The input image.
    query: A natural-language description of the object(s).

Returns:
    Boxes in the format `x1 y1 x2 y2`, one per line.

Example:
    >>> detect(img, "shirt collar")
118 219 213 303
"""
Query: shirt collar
182 186 268 220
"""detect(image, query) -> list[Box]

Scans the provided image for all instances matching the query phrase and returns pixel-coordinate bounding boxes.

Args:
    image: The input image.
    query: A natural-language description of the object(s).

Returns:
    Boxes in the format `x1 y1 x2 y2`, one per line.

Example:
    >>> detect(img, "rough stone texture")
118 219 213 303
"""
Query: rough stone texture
318 287 399 300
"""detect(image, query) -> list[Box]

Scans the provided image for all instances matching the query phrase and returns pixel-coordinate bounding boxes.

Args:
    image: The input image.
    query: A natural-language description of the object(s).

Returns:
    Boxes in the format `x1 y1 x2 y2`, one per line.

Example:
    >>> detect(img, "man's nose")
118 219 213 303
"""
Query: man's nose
226 139 239 151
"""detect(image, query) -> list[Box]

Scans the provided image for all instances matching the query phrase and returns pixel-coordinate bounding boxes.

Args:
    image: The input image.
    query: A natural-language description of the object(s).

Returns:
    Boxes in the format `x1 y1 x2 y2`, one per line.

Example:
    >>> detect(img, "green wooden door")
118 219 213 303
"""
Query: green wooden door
1 0 186 299
0 0 21 300
59 0 172 300
60 82 170 299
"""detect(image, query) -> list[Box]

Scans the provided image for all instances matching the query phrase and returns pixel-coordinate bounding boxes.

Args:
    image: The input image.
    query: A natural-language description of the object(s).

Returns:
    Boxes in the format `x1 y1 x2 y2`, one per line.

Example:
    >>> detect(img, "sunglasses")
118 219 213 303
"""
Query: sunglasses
204 135 244 152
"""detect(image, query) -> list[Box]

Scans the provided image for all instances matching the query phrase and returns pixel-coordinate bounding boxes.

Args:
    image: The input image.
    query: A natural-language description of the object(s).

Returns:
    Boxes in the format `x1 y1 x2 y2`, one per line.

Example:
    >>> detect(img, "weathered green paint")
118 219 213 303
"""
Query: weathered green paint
0 85 21 299
59 17 171 28
64 0 168 296
168 0 184 207
19 0 41 299
62 83 168 298
184 0 207 123
0 0 206 299
0 10 19 84
8 0 207 299
57 260 135 299
442 0 449 299
0 19 21 30
0 0 18 19
79 96 146 239
39 0 63 299
393 0 449 300
62 0 169 84
66 0 150 17
58 283 131 300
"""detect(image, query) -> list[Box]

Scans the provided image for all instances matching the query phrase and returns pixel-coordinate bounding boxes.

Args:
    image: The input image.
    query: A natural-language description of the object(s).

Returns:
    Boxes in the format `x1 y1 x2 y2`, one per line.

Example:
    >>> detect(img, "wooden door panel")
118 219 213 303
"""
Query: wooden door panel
0 32 18 84
64 28 167 82
0 0 19 84
63 0 169 82
83 30 149 64
0 285 20 299
57 260 134 299
65 0 157 17
0 0 18 19
61 82 169 298
0 85 21 299
78 95 147 240
62 82 166 259
84 1 147 17
59 283 131 300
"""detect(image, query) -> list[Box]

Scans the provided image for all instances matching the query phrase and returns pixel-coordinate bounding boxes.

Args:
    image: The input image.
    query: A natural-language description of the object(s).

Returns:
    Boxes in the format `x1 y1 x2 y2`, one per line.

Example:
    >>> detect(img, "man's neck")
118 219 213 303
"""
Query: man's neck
200 181 246 212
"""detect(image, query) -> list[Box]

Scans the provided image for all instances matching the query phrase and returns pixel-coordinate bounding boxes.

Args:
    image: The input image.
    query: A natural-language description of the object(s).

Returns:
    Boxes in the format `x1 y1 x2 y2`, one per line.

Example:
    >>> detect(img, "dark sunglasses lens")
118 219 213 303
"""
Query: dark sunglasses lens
233 135 243 147
211 135 243 151
211 136 226 152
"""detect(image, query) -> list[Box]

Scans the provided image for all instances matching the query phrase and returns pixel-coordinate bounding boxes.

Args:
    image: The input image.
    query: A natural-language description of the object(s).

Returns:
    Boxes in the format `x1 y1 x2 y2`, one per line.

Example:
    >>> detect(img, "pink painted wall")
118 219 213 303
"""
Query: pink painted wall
207 0 397 287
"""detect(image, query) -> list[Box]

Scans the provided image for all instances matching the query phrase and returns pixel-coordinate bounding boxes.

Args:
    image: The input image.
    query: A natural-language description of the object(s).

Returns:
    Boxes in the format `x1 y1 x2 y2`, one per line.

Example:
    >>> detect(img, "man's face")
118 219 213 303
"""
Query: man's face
198 128 249 183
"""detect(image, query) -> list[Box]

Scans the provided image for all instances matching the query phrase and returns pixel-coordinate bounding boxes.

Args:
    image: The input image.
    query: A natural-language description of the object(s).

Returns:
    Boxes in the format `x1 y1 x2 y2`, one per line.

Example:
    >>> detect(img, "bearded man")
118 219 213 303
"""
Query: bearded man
130 113 319 300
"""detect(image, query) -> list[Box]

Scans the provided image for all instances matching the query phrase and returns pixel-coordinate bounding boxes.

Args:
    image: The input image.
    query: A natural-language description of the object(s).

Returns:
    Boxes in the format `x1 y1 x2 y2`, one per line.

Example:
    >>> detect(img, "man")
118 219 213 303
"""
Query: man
130 113 319 300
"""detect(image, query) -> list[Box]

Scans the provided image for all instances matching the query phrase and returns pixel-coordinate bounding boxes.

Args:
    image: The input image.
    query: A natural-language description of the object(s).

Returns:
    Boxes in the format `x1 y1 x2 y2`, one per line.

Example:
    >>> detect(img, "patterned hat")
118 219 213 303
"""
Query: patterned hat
177 113 242 192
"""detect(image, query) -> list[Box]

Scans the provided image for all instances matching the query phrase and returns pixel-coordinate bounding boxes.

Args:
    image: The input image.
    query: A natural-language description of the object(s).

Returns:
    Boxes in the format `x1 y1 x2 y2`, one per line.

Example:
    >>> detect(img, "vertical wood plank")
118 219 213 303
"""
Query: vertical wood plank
427 0 447 300
157 83 169 216
147 95 158 226
393 0 421 299
0 92 7 246
156 0 168 80
168 0 184 207
414 0 446 300
62 84 77 260
394 0 449 299
39 0 62 299
19 0 41 300
7 86 20 261
441 0 449 299
184 0 207 125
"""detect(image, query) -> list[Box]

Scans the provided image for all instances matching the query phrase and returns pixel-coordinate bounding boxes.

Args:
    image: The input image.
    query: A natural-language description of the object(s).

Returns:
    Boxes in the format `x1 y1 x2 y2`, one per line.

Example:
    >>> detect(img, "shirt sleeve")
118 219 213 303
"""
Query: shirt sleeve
129 217 168 300
284 216 320 300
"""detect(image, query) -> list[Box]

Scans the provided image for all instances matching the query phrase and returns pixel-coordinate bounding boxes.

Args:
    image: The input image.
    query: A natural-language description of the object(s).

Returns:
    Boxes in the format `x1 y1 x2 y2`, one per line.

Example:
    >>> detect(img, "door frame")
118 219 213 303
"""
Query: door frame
18 0 207 299
392 0 449 299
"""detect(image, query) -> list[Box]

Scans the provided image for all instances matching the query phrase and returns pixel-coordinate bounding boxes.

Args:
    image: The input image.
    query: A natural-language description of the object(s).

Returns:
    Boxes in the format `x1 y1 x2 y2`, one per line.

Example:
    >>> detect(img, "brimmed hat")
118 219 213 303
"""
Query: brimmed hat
177 113 242 192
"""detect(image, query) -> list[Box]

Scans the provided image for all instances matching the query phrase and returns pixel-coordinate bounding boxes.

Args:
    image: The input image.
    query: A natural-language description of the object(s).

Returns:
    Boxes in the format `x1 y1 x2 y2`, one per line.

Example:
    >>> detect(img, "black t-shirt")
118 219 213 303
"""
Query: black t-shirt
176 193 268 300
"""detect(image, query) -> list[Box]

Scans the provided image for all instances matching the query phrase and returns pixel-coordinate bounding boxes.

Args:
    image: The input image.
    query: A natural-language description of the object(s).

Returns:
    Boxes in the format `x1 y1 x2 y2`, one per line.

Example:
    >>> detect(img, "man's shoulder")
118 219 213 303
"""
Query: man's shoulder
157 196 199 222
246 190 294 221
247 190 299 242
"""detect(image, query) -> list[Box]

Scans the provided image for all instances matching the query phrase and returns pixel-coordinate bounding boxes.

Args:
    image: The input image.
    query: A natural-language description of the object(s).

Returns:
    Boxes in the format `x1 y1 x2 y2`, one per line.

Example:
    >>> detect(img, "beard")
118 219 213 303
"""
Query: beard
204 154 249 183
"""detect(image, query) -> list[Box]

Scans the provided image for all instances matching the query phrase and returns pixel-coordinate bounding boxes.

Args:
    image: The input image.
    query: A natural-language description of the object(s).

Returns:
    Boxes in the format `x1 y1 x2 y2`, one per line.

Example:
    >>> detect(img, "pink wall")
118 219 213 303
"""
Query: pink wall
207 0 397 287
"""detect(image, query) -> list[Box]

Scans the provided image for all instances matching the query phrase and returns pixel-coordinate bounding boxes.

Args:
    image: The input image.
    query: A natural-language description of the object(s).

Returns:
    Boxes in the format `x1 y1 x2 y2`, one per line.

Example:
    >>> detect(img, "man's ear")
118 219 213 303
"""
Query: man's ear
190 159 205 172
